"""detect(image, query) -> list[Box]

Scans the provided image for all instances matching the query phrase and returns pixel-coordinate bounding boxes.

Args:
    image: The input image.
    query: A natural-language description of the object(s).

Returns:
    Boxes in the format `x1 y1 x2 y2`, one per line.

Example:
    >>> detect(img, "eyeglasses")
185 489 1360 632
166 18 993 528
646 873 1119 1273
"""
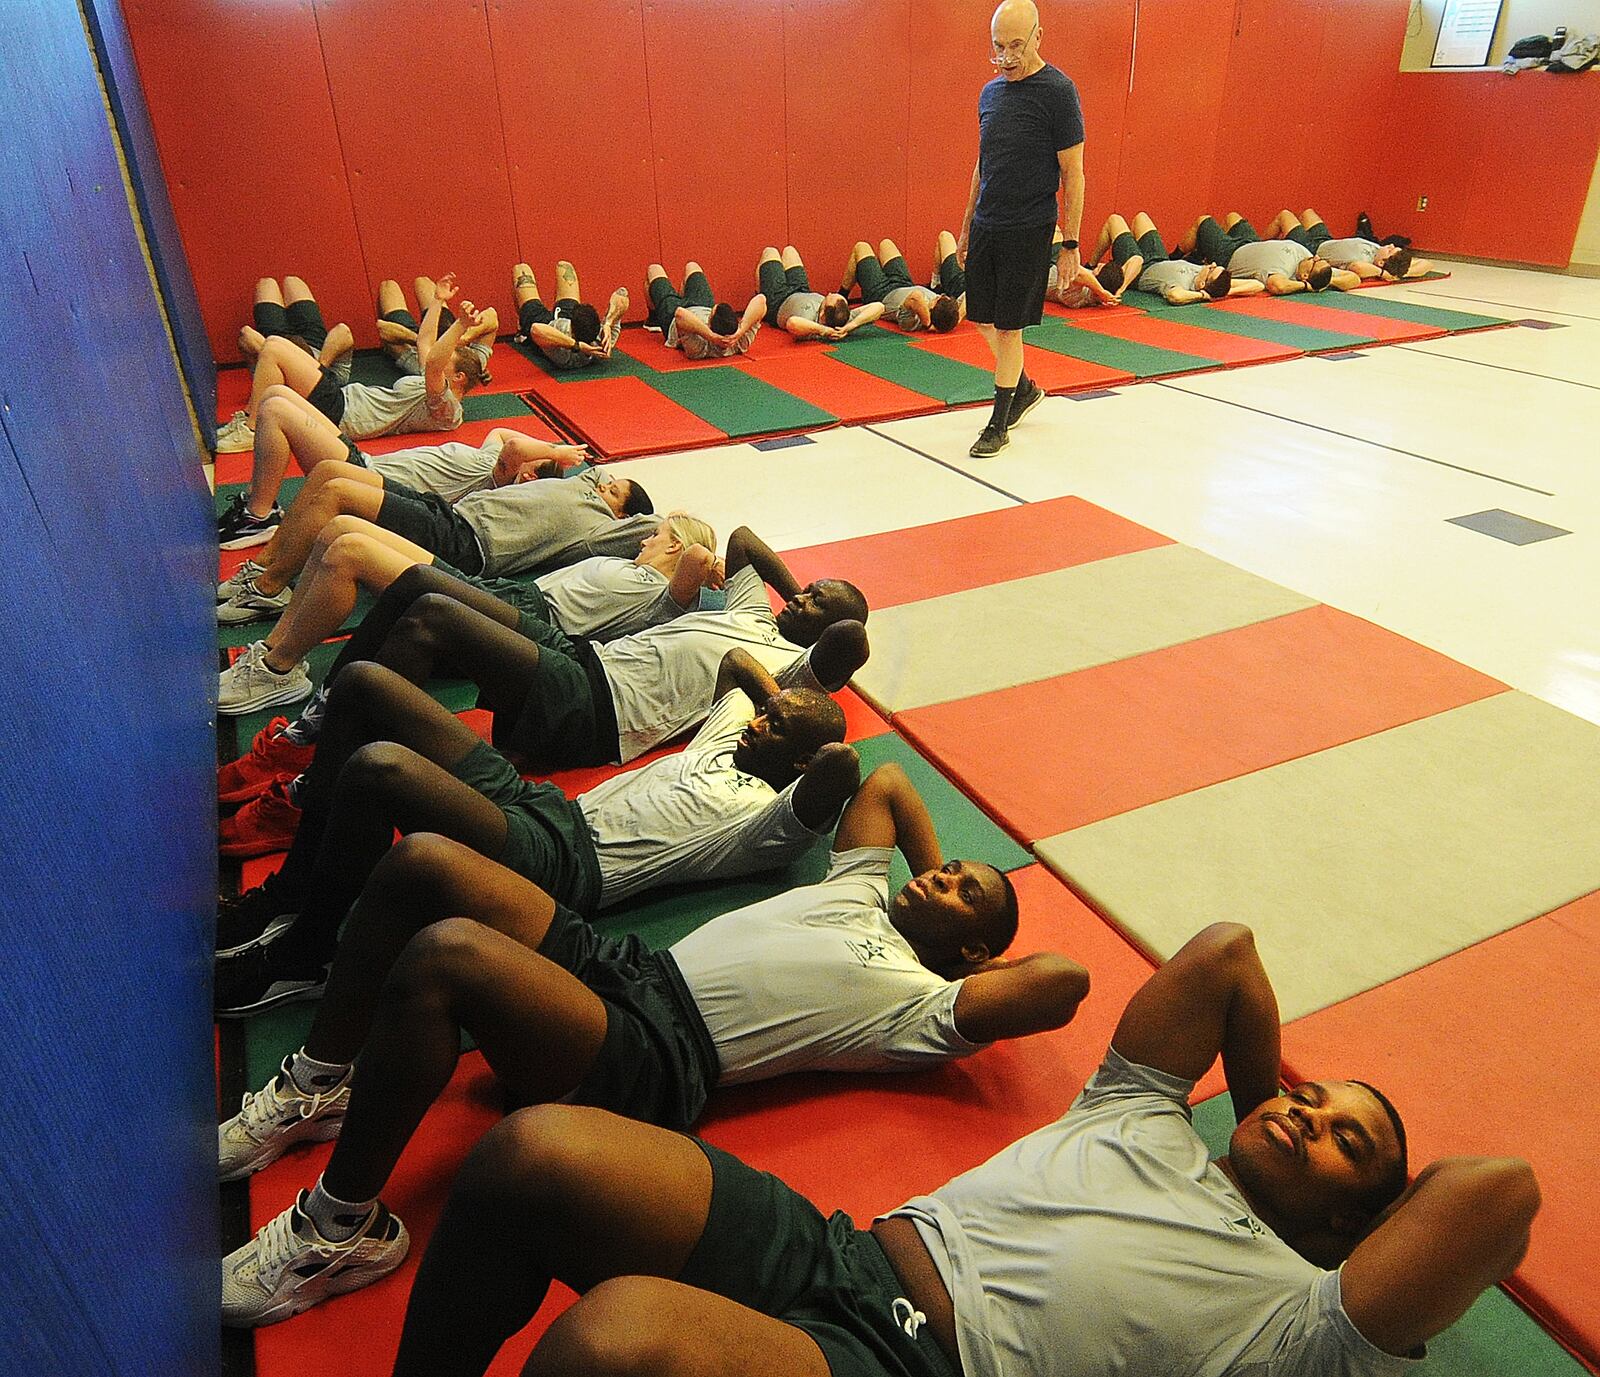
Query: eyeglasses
990 24 1037 63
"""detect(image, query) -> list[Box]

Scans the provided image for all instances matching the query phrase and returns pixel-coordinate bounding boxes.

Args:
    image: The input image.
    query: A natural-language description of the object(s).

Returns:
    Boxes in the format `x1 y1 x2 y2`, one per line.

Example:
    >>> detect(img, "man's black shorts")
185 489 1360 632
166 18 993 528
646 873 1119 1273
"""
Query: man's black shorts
254 298 330 352
676 1139 961 1377
497 616 621 772
306 364 347 426
757 259 813 327
648 271 715 332
964 222 1054 330
1286 223 1333 253
535 904 719 1128
374 480 485 574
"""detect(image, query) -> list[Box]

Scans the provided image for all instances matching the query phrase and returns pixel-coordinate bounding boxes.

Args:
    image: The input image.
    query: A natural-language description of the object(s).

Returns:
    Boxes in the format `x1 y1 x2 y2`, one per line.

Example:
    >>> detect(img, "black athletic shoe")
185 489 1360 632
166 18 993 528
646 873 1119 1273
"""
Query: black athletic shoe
1356 211 1377 240
217 493 283 551
216 884 299 957
968 424 1010 459
214 941 327 1019
1008 379 1044 427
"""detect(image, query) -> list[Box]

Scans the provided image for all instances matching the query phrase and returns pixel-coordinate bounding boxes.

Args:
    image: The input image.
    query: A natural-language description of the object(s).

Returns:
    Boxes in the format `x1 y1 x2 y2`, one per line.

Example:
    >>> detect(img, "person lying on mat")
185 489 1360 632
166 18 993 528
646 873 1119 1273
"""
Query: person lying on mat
218 760 1090 1328
758 245 884 341
385 921 1540 1377
220 272 484 458
1100 212 1262 305
218 275 356 452
1178 213 1358 295
216 385 587 553
1043 218 1139 307
375 272 498 384
841 234 966 332
212 641 865 1013
215 457 656 634
217 511 721 718
512 260 628 369
646 262 766 358
1267 209 1433 282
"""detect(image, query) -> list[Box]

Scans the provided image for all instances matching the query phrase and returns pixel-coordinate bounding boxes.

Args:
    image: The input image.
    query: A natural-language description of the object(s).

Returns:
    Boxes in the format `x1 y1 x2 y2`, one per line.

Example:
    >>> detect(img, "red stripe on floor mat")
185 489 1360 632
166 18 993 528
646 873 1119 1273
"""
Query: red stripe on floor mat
1065 310 1305 363
911 327 1135 393
1207 295 1447 342
735 350 941 424
896 604 1508 840
529 374 728 459
778 496 1171 610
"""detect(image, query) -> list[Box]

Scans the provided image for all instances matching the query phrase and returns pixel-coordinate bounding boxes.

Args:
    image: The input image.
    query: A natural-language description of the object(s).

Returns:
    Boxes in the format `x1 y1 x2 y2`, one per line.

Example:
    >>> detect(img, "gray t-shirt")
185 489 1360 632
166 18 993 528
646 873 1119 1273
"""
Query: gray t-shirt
371 436 502 504
666 305 762 359
534 556 690 642
338 374 463 440
1138 259 1208 296
453 471 657 577
671 847 981 1084
595 564 821 762
882 285 935 330
579 689 825 908
1317 237 1382 267
1228 240 1311 284
395 337 493 378
889 1049 1418 1377
537 305 623 371
776 292 827 328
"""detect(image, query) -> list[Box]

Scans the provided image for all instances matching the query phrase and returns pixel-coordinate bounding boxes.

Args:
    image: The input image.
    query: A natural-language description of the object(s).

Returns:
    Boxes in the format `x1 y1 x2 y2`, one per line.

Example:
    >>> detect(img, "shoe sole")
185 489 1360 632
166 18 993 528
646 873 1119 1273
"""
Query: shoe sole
214 979 328 1021
969 435 1011 458
218 528 277 551
218 772 295 808
215 911 297 959
218 832 297 859
218 1110 345 1182
1009 388 1044 426
217 600 290 624
218 681 312 718
221 1219 410 1326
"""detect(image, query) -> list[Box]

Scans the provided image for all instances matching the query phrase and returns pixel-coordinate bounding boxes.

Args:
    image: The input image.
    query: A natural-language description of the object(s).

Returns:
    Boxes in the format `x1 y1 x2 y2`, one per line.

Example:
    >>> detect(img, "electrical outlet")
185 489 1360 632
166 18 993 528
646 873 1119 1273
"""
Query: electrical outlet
1416 195 1429 211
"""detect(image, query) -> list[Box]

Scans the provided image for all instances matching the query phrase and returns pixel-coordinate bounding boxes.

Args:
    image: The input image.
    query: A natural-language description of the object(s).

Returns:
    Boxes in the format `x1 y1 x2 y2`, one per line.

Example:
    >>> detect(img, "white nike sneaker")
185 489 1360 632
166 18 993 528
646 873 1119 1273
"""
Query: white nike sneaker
218 1058 351 1181
221 1194 408 1326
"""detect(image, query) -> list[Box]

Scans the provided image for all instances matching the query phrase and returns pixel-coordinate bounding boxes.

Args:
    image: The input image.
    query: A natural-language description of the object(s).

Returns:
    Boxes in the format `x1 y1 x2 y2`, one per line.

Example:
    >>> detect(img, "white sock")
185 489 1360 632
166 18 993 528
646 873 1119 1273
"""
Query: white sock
302 1177 377 1243
284 1047 349 1096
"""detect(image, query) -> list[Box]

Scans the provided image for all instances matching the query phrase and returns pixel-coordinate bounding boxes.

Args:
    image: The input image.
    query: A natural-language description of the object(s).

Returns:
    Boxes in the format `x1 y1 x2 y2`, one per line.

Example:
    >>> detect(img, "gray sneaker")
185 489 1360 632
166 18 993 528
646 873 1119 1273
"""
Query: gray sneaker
215 410 256 454
219 643 312 716
218 558 265 602
219 1057 351 1181
218 571 292 625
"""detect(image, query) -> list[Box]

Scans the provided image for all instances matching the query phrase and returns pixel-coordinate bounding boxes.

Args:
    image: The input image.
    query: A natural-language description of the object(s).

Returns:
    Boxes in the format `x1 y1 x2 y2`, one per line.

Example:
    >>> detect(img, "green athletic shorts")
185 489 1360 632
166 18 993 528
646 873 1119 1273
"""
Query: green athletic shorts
448 741 602 914
1195 215 1260 267
757 259 813 326
854 253 915 304
648 271 716 332
678 1140 961 1377
431 561 553 626
534 905 719 1128
494 617 620 772
1287 222 1332 253
933 252 967 299
1109 230 1152 269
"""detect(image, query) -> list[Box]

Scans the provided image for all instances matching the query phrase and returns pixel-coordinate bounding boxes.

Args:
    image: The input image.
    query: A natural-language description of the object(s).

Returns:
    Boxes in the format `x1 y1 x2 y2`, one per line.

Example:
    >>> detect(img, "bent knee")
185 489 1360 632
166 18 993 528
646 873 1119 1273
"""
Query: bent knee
536 1278 688 1375
383 915 489 1002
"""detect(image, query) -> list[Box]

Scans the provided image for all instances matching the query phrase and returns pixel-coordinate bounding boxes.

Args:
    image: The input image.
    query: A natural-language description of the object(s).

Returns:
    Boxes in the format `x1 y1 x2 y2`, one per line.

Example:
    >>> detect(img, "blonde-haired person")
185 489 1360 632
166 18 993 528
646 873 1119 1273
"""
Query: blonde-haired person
218 508 720 721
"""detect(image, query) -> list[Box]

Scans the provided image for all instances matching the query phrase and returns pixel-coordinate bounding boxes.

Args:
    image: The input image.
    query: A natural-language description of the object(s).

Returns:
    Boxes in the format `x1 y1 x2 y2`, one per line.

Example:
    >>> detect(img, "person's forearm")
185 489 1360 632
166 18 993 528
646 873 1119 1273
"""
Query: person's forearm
884 769 941 874
735 527 799 598
714 647 779 703
1218 937 1283 1122
1060 165 1084 243
961 158 981 237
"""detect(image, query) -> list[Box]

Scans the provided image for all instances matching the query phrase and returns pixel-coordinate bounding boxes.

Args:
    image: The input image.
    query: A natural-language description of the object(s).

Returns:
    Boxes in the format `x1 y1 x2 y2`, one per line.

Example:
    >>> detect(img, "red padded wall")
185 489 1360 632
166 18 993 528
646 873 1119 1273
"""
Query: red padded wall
784 0 911 274
122 0 370 359
1046 0 1135 245
1114 0 1234 232
490 0 660 317
644 0 789 296
312 0 520 335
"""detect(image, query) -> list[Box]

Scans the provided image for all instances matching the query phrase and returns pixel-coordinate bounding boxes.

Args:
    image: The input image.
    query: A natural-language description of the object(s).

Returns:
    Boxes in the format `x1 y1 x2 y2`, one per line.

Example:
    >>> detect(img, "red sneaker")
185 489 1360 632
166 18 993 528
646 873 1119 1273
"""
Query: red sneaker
218 718 315 806
219 778 302 858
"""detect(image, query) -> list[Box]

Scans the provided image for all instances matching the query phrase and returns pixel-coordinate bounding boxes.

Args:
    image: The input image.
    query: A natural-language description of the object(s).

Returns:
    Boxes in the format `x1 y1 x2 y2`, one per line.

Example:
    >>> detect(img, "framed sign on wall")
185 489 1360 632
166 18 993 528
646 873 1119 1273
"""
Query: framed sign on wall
1431 0 1507 67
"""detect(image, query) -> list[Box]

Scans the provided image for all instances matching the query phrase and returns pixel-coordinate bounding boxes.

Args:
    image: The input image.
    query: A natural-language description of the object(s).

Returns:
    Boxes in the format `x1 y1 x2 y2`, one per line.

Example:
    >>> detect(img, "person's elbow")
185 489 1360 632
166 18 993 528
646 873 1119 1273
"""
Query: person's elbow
1471 1158 1541 1271
1033 953 1091 1027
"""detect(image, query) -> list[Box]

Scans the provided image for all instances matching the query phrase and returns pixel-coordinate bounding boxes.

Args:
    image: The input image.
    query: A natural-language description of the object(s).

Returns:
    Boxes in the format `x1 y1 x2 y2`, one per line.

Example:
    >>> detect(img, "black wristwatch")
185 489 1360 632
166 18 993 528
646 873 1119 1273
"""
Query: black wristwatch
1059 238 1078 251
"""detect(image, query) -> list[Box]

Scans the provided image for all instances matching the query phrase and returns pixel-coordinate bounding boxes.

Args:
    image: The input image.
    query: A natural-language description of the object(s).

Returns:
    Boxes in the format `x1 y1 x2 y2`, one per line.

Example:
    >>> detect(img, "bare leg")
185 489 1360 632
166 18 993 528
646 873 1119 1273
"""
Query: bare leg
255 277 284 307
1222 211 1244 231
1093 213 1129 265
414 275 438 312
254 471 386 590
1174 215 1210 256
1300 208 1325 231
245 335 329 424
375 592 544 719
840 242 870 295
238 324 266 362
393 1107 829 1377
1131 211 1157 239
245 386 350 518
555 260 580 301
975 324 1025 388
283 276 314 305
319 322 354 370
261 520 434 671
936 228 960 265
513 262 540 310
779 245 803 271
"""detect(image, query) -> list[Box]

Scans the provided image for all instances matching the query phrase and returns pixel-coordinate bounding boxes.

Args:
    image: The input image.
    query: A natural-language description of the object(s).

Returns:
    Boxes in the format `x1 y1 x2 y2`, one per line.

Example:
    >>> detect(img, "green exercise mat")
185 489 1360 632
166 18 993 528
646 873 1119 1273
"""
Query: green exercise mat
646 366 837 437
459 391 534 421
1025 320 1219 377
347 349 405 388
214 476 305 516
1281 292 1511 332
828 337 997 404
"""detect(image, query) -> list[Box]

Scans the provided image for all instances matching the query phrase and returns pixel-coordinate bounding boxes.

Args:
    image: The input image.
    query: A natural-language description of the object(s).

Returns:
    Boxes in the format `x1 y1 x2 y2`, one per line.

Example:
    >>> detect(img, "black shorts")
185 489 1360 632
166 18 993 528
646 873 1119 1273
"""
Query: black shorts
1286 223 1332 253
677 1141 960 1377
429 562 553 624
299 363 345 426
380 305 458 336
932 252 967 300
496 617 620 772
517 296 583 333
448 742 602 912
648 271 715 331
536 905 719 1127
757 259 813 327
1110 230 1156 269
375 481 485 574
964 221 1054 330
254 298 330 352
1133 227 1169 264
853 254 914 305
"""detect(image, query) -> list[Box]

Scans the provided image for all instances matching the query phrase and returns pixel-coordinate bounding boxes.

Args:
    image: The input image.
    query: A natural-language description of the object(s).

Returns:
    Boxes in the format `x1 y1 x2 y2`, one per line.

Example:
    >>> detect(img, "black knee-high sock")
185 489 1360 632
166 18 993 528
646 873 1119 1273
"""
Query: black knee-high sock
989 385 1016 431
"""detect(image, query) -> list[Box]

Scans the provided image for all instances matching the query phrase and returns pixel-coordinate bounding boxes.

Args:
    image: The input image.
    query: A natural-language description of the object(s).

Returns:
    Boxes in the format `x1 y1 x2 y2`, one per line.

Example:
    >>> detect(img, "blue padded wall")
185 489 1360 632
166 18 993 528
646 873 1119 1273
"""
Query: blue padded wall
0 3 217 1374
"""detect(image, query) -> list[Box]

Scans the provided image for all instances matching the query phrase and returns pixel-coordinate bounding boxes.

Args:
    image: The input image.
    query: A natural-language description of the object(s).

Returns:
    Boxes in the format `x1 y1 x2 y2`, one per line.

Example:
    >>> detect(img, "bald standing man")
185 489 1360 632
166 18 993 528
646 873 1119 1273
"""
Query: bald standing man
959 0 1086 459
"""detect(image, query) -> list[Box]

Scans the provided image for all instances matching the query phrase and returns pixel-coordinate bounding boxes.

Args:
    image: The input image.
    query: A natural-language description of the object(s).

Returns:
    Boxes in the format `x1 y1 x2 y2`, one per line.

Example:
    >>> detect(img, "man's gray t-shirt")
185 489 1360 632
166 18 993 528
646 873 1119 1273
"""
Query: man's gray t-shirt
1317 237 1382 267
882 285 933 330
1138 259 1208 296
666 305 762 359
1229 240 1311 284
777 292 826 328
888 1049 1418 1377
371 436 502 504
453 471 657 577
538 306 623 371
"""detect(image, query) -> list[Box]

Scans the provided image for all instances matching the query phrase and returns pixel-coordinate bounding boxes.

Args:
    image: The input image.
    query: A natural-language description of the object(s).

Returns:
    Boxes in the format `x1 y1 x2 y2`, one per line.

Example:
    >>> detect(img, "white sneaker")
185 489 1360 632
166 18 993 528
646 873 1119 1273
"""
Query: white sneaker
218 1058 351 1181
218 558 264 602
217 572 293 625
216 410 256 453
221 1194 409 1326
219 642 312 716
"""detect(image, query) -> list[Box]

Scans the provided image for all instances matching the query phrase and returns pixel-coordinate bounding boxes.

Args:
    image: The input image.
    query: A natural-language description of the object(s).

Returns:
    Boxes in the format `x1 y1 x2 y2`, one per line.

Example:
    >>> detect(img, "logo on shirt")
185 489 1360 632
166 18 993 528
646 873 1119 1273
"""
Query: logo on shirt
846 936 892 967
1221 1214 1267 1238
